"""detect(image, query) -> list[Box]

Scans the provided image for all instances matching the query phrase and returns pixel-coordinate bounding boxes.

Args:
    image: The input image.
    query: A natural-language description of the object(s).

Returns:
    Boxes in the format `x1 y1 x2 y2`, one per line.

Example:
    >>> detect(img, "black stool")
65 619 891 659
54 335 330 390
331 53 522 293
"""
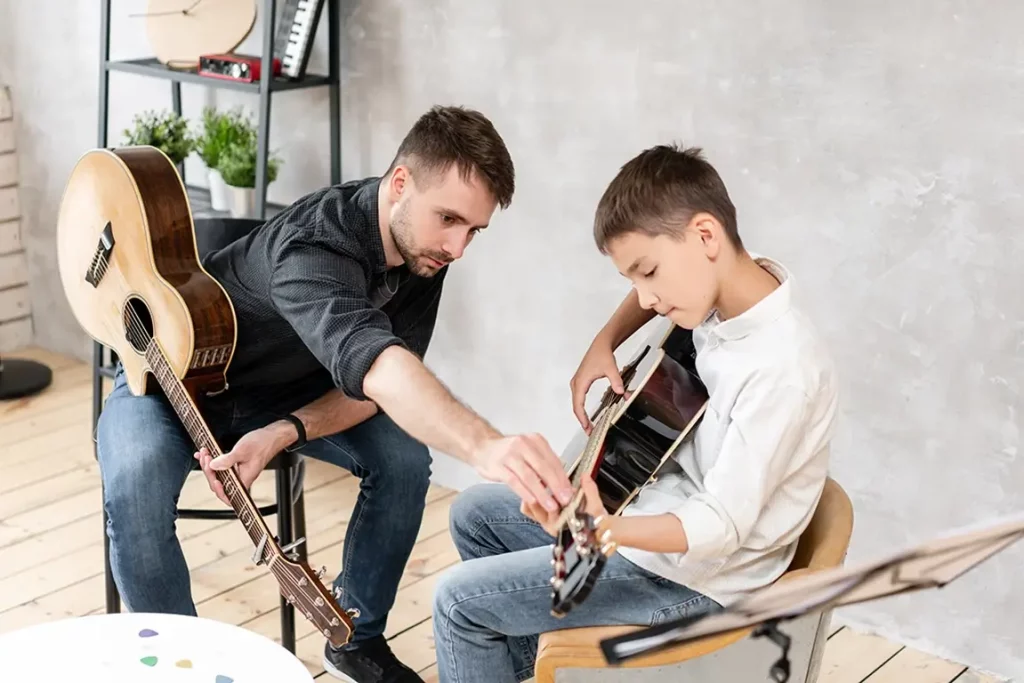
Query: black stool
93 218 308 654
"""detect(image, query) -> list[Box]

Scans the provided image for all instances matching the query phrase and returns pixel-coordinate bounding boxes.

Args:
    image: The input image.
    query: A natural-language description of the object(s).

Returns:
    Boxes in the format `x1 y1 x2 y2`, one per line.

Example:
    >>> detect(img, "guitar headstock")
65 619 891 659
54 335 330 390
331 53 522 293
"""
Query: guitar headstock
550 510 618 618
270 555 355 648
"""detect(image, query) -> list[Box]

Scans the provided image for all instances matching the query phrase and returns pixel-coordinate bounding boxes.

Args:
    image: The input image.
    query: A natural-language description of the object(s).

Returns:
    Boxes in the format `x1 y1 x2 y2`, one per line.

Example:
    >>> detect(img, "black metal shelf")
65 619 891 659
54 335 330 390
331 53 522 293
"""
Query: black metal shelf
105 58 332 94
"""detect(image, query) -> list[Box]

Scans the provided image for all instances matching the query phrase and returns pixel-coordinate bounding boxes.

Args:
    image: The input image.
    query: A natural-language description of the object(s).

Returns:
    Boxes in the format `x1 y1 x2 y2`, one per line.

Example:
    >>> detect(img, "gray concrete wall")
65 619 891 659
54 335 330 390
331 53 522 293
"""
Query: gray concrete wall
2 0 1022 678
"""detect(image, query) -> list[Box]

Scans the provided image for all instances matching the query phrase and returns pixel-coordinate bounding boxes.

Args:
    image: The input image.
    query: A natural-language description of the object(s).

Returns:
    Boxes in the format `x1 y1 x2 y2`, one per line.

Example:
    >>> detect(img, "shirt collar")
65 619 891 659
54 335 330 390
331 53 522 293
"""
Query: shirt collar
704 254 793 341
351 177 389 274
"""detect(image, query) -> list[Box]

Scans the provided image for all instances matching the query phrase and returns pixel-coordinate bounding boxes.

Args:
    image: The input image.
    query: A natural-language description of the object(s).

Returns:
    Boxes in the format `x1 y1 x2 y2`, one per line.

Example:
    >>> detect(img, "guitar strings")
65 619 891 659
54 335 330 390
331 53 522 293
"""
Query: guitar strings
94 252 348 632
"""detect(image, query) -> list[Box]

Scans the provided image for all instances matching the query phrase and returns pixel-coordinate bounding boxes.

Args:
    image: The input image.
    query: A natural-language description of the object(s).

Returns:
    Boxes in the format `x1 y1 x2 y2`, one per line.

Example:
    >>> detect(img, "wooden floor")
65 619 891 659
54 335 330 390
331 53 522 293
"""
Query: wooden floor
0 346 1007 683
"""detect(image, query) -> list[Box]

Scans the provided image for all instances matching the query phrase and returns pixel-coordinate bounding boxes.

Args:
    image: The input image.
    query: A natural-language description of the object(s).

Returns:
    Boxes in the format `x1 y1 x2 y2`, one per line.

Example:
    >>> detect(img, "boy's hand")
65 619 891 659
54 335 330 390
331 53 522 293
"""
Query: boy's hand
570 334 624 434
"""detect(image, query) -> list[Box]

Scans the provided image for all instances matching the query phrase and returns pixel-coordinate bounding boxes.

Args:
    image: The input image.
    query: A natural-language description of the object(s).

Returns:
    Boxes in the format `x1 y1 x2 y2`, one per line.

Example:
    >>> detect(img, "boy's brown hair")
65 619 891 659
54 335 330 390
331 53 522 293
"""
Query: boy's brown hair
389 105 515 209
593 144 741 253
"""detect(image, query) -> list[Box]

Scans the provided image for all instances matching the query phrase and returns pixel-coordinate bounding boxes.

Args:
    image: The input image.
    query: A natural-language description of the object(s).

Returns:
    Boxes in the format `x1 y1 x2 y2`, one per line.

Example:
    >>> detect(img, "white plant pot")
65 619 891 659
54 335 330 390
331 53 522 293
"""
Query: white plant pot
228 186 255 218
207 168 230 211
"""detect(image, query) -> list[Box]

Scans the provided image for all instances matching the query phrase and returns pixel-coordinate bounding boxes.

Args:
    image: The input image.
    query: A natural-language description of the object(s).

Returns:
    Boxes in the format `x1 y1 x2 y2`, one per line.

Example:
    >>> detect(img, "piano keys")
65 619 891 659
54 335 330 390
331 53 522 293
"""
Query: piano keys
273 0 326 79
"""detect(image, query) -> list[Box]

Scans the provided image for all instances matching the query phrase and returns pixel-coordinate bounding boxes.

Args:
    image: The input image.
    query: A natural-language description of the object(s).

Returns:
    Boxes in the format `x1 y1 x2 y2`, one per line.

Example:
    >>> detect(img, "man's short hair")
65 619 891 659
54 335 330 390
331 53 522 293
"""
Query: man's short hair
388 105 515 209
593 144 741 253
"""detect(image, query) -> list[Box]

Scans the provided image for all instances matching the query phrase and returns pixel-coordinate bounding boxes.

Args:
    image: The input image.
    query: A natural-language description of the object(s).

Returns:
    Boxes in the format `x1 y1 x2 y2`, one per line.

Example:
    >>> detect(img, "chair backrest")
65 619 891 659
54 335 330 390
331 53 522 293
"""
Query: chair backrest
193 217 265 259
789 477 855 572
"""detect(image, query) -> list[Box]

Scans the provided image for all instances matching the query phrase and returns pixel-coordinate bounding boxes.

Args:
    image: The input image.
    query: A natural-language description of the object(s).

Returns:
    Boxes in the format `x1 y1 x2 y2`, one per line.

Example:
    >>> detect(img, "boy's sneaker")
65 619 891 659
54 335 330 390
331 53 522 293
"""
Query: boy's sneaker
322 636 424 682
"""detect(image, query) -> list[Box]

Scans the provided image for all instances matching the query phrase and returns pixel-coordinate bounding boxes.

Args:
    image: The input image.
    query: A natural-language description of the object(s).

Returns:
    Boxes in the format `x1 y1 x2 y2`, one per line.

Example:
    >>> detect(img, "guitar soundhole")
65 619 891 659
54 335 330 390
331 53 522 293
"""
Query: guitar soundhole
122 296 154 354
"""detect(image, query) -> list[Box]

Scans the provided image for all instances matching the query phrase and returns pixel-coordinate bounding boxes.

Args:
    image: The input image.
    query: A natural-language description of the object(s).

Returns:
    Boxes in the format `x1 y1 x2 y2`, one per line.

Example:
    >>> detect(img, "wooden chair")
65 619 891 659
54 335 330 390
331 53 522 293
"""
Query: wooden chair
534 477 855 683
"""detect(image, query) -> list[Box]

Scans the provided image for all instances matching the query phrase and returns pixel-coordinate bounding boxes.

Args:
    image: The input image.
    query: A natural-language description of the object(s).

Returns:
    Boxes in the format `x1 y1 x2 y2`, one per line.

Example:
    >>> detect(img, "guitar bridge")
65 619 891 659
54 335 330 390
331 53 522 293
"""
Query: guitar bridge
84 221 115 287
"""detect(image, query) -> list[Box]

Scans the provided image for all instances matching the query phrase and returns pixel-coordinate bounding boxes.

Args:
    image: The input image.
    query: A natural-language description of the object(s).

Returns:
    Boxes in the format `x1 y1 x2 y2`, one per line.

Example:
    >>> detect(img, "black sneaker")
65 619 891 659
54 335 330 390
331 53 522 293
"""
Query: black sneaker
322 636 424 682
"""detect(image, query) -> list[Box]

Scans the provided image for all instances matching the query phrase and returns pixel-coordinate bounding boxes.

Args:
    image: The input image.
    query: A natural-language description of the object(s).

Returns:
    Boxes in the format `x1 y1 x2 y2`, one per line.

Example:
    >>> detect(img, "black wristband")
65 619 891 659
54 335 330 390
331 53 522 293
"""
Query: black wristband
281 414 307 453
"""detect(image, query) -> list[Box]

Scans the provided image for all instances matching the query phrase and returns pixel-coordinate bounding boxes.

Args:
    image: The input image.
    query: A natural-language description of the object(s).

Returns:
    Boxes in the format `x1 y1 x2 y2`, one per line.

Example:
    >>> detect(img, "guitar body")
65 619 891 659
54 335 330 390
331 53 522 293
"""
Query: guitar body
56 146 236 398
586 329 709 515
551 321 709 617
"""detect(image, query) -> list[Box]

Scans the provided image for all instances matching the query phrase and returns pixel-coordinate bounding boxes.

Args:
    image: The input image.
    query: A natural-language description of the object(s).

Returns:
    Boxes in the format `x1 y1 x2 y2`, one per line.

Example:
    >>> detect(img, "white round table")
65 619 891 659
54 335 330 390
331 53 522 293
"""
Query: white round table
0 612 314 682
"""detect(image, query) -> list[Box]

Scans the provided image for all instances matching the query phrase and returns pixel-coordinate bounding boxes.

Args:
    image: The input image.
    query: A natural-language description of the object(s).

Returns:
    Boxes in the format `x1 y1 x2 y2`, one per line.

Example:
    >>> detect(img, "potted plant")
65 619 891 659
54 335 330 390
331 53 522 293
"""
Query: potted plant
121 109 194 167
193 107 254 211
217 136 282 218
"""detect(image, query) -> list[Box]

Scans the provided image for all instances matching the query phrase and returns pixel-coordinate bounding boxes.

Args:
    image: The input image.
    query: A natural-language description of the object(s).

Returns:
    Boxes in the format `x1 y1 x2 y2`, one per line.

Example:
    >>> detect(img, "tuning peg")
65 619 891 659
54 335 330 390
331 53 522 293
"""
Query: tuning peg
316 566 327 580
346 608 361 619
549 577 564 590
314 597 325 607
323 628 332 638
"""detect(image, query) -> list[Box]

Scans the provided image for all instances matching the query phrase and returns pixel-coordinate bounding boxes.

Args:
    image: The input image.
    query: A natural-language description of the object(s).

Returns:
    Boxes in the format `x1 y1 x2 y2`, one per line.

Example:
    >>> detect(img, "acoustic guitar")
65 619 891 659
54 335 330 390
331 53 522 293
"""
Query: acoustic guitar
550 321 709 617
55 145 355 647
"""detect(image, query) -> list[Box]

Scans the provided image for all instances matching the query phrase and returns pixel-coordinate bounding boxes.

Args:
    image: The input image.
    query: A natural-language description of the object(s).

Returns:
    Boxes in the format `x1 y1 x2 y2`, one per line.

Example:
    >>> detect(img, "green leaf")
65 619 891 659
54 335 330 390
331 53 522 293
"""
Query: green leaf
121 109 195 165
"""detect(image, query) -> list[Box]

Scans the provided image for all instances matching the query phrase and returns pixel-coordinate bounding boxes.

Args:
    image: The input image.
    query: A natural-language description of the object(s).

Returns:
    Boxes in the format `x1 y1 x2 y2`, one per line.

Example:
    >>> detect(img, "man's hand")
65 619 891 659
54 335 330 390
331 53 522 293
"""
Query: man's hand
194 421 296 506
472 433 574 513
570 334 624 434
521 474 607 537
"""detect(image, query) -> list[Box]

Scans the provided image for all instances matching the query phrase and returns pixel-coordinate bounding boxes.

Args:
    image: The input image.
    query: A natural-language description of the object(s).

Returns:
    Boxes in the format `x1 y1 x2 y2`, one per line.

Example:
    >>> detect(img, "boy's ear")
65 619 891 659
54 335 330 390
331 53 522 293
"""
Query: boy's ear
690 213 722 259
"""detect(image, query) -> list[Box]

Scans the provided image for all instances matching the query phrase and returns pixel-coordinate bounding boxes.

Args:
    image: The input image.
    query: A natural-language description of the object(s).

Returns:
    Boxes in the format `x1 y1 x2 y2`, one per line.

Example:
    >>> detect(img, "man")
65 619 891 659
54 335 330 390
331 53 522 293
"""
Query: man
96 105 573 683
431 143 839 682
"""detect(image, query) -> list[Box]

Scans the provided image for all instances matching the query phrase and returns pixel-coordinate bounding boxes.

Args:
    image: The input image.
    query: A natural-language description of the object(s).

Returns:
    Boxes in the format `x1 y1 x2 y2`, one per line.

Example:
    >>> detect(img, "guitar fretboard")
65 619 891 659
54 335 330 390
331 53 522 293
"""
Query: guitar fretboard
144 342 276 563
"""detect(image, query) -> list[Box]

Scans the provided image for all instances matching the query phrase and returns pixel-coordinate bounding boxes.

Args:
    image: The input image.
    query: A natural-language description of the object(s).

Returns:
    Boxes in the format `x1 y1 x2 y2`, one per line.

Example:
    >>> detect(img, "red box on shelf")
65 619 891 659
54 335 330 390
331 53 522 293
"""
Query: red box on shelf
197 53 281 83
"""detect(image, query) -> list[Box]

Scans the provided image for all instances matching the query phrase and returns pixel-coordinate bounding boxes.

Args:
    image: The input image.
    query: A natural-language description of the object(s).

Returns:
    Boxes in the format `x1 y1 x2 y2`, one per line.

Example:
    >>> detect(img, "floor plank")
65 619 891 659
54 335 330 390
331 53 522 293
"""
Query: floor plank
863 646 966 683
819 628 904 683
953 671 1011 683
0 347 1011 682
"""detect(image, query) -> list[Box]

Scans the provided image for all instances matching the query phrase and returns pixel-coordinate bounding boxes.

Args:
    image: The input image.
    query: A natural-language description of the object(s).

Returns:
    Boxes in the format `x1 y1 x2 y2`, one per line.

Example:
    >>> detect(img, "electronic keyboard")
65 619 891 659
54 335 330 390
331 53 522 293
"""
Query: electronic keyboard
273 0 325 79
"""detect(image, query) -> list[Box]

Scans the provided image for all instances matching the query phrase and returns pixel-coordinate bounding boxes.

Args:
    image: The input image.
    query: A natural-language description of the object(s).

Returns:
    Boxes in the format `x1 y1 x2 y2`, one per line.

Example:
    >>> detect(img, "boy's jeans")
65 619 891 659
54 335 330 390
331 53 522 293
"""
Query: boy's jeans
432 483 721 683
96 365 432 646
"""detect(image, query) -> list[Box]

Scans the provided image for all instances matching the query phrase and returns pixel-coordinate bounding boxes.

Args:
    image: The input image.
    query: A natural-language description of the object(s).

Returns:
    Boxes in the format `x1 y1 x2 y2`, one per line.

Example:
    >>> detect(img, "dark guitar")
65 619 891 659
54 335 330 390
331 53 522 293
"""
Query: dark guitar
550 323 709 617
55 145 355 647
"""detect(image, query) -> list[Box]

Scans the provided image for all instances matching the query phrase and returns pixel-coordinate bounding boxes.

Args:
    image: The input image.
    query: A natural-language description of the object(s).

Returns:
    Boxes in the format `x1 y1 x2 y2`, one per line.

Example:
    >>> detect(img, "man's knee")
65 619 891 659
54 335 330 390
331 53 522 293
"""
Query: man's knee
362 415 433 493
96 392 190 536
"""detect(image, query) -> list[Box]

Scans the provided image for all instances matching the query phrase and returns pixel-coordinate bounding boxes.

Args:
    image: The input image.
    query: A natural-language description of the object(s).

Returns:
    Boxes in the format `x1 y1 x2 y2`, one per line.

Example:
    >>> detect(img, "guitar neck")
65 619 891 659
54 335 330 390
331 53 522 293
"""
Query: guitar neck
144 342 278 562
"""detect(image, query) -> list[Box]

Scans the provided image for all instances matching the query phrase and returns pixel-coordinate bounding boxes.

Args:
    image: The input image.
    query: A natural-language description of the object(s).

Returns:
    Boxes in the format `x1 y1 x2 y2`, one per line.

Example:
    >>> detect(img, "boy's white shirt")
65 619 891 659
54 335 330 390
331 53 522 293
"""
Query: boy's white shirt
616 254 840 606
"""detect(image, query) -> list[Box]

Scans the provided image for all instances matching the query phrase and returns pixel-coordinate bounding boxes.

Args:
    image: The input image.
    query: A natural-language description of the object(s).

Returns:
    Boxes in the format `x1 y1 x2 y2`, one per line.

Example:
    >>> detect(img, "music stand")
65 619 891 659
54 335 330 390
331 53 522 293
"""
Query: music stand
0 354 53 400
599 510 1024 682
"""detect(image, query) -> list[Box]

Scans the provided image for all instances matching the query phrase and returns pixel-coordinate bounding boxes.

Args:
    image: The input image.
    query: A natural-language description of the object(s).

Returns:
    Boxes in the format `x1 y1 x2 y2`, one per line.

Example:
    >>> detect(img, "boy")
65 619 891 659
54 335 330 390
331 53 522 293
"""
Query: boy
431 143 839 682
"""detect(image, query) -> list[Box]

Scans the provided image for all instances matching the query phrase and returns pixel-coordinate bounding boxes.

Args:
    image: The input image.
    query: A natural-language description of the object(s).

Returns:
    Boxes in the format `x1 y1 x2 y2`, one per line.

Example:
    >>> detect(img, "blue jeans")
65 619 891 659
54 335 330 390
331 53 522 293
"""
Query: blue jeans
95 365 432 646
432 484 721 682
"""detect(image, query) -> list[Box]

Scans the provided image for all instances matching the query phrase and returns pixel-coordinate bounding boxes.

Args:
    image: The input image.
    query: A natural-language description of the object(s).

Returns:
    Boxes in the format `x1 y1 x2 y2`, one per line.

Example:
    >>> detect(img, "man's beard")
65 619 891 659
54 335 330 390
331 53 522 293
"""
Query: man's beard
390 199 452 277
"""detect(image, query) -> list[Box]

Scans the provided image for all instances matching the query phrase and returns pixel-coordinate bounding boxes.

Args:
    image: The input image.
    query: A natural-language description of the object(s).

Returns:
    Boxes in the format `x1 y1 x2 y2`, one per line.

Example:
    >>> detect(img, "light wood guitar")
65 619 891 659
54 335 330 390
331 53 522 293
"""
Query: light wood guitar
55 145 355 647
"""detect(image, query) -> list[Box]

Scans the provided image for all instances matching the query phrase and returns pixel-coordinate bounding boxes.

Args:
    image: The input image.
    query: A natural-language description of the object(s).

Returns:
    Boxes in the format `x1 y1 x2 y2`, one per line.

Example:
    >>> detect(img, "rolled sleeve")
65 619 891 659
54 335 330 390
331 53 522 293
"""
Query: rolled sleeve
673 379 811 560
269 235 407 401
